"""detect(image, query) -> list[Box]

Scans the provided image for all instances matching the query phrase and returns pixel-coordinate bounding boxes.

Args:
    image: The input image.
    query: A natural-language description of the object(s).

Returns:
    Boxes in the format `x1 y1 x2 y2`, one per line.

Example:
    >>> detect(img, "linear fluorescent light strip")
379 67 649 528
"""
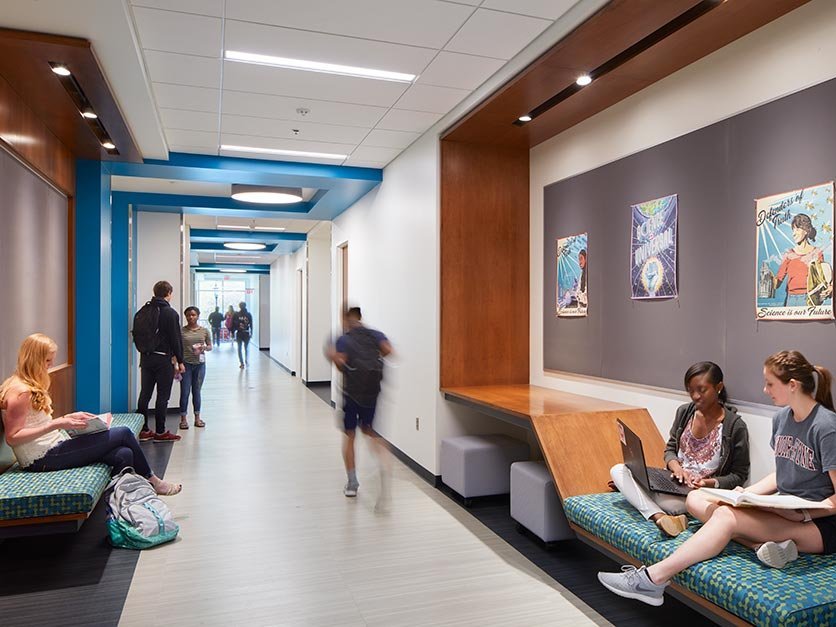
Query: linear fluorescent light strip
254 226 286 231
221 144 347 160
225 50 415 83
217 224 252 230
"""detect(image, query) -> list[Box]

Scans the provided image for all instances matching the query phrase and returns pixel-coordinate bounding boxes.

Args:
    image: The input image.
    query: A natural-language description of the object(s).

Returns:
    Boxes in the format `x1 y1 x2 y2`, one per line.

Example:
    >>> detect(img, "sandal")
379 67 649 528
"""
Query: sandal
194 418 206 428
155 480 182 496
179 418 189 430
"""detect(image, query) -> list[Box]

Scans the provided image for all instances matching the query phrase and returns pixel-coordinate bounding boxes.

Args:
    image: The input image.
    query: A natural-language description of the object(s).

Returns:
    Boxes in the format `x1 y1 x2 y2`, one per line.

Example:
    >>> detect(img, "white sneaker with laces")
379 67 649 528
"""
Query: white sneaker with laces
757 539 798 569
343 483 358 497
598 565 668 606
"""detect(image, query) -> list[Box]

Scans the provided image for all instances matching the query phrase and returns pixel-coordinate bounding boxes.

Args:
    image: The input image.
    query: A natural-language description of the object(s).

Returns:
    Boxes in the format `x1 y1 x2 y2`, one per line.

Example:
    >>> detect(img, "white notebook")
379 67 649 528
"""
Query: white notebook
699 487 830 510
66 413 113 438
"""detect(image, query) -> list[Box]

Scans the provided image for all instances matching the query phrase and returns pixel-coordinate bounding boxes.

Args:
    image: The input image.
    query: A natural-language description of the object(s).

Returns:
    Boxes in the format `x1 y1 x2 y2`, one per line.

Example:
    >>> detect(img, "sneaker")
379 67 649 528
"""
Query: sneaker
138 429 155 442
343 483 358 497
598 565 667 606
757 540 798 569
153 430 182 443
655 514 688 537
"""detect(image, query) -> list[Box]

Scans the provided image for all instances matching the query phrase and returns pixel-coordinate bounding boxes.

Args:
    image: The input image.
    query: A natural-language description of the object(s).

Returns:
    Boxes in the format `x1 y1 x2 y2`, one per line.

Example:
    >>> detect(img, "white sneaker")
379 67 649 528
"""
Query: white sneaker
598 565 667 606
343 483 358 497
757 540 798 569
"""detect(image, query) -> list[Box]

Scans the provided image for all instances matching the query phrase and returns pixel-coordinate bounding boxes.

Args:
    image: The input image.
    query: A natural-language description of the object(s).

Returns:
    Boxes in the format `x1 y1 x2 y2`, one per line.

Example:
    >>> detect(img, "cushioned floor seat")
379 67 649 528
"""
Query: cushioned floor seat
0 413 144 521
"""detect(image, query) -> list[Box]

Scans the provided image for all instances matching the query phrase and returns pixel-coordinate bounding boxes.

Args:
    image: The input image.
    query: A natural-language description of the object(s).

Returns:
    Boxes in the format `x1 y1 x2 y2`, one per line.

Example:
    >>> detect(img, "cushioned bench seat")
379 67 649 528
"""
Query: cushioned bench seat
0 413 143 523
565 492 836 626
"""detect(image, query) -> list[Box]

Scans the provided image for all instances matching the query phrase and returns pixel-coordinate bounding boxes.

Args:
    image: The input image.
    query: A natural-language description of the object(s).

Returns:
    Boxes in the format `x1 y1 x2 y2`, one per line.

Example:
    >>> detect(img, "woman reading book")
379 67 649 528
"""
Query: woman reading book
0 334 181 496
599 350 836 607
610 361 750 537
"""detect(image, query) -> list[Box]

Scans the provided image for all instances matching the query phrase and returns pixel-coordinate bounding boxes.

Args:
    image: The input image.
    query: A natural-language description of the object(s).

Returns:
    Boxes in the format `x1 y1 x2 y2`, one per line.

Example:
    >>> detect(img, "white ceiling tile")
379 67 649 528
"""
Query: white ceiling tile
223 62 409 108
168 145 217 155
144 51 221 89
417 51 504 90
131 0 224 17
220 133 356 156
348 146 402 163
166 129 218 148
394 83 469 114
362 129 420 150
112 176 230 196
132 6 222 58
160 108 218 132
153 83 220 113
222 115 370 144
439 0 481 5
377 109 442 133
342 159 388 169
481 0 578 20
223 20 435 76
222 91 386 128
445 8 551 59
225 0 473 49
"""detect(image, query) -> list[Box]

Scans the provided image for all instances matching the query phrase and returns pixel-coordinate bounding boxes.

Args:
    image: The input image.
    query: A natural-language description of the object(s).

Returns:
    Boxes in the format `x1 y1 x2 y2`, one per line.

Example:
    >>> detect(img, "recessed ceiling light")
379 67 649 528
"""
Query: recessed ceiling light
254 226 286 231
224 242 266 251
221 268 246 273
518 115 532 123
221 144 347 160
51 64 71 76
576 74 592 86
102 141 116 150
217 224 251 230
81 108 98 119
224 50 416 83
231 184 303 204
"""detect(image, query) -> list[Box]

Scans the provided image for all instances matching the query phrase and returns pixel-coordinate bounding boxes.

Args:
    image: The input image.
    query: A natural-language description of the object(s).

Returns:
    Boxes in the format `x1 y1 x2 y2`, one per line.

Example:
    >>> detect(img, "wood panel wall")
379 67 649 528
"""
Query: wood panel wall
49 364 75 418
0 72 74 194
440 140 529 387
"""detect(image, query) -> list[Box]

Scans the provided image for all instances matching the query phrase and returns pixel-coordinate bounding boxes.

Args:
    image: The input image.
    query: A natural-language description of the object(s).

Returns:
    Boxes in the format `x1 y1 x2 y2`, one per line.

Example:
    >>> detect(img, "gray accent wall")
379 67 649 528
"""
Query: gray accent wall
543 77 836 404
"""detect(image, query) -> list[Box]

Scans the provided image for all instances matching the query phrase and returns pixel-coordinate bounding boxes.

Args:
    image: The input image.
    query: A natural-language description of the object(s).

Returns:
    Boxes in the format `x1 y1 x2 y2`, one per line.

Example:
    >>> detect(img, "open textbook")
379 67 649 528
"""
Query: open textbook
699 487 830 510
66 413 113 438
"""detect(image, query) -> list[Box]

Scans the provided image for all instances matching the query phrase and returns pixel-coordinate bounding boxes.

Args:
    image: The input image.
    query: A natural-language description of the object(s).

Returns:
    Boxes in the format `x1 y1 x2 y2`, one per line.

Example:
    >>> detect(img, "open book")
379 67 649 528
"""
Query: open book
699 487 830 510
66 413 113 438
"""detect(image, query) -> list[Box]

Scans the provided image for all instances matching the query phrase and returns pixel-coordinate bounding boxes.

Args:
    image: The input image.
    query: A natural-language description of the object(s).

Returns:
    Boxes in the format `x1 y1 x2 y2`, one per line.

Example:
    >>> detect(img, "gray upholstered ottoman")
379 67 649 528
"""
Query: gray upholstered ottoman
510 461 573 543
440 434 529 504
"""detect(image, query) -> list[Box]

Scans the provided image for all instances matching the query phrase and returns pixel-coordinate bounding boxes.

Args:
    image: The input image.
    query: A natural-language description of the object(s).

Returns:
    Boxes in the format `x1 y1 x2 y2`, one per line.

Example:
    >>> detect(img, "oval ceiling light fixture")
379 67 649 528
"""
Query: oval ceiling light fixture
50 63 71 76
576 74 593 86
518 115 532 123
102 140 116 150
224 242 267 251
81 107 98 119
231 184 303 204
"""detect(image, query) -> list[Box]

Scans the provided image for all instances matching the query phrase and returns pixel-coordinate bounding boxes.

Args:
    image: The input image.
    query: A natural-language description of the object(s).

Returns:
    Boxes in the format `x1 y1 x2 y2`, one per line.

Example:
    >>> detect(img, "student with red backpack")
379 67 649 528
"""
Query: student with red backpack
327 307 393 502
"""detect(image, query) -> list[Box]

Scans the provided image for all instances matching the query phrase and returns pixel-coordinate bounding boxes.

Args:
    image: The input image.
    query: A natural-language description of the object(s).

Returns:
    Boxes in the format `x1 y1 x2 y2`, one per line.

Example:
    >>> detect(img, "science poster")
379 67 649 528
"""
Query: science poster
556 233 588 317
631 194 678 299
756 182 834 320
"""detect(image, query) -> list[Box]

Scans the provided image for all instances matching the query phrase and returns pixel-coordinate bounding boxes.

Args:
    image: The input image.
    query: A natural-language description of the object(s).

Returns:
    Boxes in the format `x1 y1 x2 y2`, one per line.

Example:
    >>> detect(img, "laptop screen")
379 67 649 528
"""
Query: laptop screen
617 419 652 493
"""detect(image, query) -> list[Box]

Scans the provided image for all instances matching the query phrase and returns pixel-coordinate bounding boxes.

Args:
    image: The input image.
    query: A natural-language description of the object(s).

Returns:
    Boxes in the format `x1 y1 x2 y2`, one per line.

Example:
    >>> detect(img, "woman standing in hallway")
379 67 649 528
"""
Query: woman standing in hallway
224 305 235 342
0 334 181 495
180 306 211 430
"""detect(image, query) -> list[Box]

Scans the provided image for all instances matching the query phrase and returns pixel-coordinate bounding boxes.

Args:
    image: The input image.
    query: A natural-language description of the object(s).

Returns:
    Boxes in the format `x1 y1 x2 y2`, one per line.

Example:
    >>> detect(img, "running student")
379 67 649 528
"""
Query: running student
599 350 836 606
610 361 749 537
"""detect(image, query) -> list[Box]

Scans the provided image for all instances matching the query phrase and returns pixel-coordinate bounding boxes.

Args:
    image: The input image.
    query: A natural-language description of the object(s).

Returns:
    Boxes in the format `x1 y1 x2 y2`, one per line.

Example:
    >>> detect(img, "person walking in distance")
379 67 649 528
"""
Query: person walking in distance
232 301 253 369
134 281 184 442
327 307 392 502
207 306 223 347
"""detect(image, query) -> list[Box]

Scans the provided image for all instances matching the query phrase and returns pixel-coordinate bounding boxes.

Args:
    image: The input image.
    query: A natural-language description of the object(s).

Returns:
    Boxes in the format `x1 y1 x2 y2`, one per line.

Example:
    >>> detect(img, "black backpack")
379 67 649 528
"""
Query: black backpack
237 313 251 334
343 327 384 407
132 301 160 354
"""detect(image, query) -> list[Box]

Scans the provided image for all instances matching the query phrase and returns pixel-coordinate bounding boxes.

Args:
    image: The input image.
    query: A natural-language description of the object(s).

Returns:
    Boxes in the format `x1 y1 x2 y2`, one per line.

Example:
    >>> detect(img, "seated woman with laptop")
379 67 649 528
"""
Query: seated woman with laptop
610 361 750 537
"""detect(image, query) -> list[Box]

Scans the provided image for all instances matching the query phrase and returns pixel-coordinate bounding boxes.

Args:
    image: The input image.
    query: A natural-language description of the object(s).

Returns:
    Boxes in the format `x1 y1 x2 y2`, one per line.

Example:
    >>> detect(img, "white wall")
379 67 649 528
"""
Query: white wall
530 0 836 483
306 223 332 382
269 246 305 372
134 211 183 408
258 274 270 349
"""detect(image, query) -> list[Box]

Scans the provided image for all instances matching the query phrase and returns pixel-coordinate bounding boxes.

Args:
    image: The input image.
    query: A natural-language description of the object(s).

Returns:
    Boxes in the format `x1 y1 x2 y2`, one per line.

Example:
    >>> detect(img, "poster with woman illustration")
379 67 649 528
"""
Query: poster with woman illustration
556 233 588 317
755 182 834 320
631 194 678 299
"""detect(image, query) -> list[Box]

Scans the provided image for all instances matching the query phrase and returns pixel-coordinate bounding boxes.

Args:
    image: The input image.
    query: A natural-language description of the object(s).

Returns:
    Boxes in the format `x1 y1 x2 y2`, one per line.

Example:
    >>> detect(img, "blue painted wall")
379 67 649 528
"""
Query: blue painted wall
110 194 130 411
74 160 112 412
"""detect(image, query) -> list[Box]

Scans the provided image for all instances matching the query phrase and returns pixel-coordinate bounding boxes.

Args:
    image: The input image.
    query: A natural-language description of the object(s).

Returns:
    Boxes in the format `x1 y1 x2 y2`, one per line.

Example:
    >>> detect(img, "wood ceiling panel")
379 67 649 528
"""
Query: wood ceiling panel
443 0 809 148
0 28 142 162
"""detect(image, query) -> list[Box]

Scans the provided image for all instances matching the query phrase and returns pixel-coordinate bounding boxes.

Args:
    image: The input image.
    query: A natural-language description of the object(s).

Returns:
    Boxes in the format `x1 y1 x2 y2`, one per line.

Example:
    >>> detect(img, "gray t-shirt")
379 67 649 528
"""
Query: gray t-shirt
771 404 836 501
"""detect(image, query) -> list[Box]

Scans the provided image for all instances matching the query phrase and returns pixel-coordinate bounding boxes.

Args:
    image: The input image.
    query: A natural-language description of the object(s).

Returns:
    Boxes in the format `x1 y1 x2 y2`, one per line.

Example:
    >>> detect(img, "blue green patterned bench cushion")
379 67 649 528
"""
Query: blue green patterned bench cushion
566 492 836 626
646 527 836 626
0 414 144 522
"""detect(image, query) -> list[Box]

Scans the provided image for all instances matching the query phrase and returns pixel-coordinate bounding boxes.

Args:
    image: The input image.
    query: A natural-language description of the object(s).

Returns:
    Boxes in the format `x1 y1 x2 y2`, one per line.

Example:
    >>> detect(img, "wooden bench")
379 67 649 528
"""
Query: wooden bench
441 384 749 626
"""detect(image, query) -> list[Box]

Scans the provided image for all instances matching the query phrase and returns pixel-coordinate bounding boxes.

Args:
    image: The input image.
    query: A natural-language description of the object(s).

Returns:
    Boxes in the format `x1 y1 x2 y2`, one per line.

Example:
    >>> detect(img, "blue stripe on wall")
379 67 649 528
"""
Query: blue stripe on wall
111 194 130 411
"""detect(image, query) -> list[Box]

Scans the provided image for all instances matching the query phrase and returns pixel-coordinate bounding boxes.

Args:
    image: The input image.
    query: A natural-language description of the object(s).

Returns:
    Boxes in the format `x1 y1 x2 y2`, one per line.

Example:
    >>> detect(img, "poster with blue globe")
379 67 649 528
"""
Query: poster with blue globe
556 233 588 317
631 194 678 299
755 182 834 320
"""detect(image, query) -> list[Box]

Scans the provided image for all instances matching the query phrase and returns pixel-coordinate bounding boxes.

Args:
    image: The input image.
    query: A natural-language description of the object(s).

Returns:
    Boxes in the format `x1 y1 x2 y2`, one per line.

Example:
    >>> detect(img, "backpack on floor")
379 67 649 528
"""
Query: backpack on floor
132 301 160 354
344 326 385 406
105 468 179 550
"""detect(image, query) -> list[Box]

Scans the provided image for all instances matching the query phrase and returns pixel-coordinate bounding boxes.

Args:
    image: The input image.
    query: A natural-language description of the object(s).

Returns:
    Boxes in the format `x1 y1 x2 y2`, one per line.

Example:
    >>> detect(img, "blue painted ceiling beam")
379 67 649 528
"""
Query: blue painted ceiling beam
113 191 312 213
195 263 271 273
190 228 306 243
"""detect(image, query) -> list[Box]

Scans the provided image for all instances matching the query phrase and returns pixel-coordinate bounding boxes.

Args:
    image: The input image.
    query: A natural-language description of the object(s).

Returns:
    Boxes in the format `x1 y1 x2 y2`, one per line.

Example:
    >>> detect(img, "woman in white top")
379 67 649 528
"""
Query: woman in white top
0 334 181 495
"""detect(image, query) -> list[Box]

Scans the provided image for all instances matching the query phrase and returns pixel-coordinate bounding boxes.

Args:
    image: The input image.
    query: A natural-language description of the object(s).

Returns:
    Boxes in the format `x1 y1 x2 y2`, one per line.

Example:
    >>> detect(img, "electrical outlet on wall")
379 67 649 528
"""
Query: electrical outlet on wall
415 417 420 430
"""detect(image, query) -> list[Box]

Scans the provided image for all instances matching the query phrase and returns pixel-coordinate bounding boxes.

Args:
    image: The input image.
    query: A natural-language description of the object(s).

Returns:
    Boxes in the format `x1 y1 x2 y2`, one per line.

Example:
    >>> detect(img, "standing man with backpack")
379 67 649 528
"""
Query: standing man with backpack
232 301 253 369
327 307 392 500
134 281 184 442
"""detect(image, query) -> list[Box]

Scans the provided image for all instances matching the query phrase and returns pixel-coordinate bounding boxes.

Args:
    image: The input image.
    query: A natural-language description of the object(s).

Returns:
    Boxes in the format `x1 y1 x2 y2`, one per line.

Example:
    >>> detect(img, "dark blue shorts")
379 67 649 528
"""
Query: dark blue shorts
343 396 377 432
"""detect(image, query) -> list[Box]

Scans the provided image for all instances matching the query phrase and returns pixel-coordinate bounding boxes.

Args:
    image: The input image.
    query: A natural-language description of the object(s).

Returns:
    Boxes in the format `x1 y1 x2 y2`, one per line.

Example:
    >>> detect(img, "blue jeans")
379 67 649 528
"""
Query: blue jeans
179 362 206 414
28 426 152 477
785 293 807 307
237 333 250 365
